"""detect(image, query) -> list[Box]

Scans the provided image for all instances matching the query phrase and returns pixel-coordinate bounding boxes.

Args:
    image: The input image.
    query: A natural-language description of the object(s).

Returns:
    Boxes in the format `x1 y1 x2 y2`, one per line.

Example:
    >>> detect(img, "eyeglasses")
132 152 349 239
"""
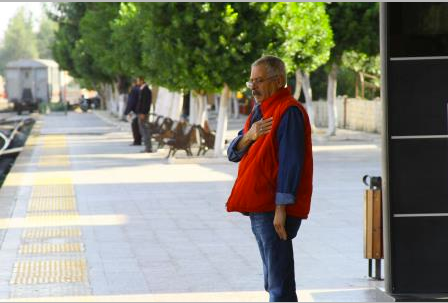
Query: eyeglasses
246 75 278 89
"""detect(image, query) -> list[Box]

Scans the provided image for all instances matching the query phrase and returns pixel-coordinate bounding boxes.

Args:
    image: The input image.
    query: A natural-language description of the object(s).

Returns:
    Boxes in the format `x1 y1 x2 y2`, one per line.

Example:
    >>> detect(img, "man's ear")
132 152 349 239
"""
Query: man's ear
278 75 286 88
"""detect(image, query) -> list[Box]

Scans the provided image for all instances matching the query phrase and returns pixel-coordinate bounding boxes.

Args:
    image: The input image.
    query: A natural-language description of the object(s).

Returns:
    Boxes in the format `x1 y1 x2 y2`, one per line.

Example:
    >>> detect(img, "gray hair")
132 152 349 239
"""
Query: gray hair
252 55 287 85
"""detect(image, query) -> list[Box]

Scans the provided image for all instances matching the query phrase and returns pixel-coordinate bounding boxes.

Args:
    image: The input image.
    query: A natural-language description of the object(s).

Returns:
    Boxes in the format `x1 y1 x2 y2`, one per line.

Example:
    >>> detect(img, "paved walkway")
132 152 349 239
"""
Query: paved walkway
0 111 383 301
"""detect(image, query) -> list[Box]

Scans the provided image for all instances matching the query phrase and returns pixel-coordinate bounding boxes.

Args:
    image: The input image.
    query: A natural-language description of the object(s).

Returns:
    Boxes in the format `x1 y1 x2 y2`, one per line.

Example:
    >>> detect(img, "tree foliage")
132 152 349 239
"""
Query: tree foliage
138 2 274 93
51 2 141 91
47 2 380 102
329 2 380 90
341 51 380 75
36 15 58 59
49 3 90 83
110 3 145 78
50 3 114 89
0 7 38 74
327 2 379 64
267 2 334 74
78 3 121 79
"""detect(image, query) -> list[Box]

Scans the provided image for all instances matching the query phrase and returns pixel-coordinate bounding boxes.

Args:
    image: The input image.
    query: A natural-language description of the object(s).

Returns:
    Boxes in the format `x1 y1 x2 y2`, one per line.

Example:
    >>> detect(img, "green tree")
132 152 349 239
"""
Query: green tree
325 2 379 135
341 51 380 76
78 3 121 82
49 3 89 83
36 15 58 59
138 2 274 155
342 50 380 99
0 7 38 75
267 2 333 130
110 3 145 78
49 3 117 108
78 2 133 111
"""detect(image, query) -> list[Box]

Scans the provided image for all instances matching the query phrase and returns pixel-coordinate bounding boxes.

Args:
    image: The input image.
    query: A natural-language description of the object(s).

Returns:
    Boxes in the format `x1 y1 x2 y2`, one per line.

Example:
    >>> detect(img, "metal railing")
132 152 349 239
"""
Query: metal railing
0 119 26 156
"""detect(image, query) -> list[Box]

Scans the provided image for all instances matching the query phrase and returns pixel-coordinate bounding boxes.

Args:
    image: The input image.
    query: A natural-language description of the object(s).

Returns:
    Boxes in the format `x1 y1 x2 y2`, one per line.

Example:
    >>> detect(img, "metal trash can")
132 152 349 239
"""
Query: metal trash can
363 175 383 280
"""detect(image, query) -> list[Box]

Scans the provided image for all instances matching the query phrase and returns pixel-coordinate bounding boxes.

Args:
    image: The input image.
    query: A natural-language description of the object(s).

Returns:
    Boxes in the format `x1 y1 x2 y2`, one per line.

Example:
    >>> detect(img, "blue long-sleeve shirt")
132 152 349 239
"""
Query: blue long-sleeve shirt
227 104 305 205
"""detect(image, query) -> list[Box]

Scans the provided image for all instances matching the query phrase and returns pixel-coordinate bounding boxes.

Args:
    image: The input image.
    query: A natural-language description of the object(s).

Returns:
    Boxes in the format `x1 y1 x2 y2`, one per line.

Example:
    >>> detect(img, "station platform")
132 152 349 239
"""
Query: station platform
0 111 383 301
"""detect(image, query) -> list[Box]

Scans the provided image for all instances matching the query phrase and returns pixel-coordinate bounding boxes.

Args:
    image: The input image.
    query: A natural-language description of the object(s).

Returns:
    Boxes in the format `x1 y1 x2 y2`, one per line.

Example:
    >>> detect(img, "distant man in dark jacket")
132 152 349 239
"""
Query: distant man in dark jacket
136 77 153 153
124 80 141 146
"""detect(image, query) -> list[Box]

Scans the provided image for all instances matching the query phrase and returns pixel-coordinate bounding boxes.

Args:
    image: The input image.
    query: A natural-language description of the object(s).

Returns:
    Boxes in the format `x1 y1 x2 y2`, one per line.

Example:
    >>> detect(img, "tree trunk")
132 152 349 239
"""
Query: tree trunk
294 69 303 100
232 92 239 119
110 81 124 118
171 92 184 121
112 82 121 117
197 94 208 126
214 83 230 157
105 84 114 115
118 93 127 119
189 91 208 125
302 71 316 132
189 91 196 124
326 63 338 136
151 85 159 114
96 84 107 110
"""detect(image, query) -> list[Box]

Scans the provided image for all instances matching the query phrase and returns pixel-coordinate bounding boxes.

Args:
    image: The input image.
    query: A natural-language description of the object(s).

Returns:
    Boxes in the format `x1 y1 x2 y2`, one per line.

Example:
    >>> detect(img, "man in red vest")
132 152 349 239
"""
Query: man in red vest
226 55 313 302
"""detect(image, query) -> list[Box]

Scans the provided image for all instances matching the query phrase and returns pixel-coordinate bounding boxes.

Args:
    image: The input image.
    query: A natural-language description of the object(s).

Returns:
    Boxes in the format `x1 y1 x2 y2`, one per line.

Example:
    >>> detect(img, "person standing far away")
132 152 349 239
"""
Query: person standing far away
124 79 142 146
226 55 313 302
135 76 153 153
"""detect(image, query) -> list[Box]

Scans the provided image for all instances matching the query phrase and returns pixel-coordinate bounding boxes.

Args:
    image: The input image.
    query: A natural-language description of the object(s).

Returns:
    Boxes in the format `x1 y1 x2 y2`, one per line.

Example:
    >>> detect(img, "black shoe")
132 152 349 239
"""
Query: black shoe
130 142 142 146
140 149 154 153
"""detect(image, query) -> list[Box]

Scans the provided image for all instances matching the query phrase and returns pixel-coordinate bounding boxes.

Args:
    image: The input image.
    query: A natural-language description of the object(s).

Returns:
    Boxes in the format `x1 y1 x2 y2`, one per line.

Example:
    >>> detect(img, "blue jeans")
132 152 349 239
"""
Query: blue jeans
250 212 302 302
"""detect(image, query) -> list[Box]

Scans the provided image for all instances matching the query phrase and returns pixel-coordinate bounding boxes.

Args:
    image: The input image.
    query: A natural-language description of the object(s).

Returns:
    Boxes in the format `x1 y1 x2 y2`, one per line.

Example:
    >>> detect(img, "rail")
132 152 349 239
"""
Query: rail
0 119 26 156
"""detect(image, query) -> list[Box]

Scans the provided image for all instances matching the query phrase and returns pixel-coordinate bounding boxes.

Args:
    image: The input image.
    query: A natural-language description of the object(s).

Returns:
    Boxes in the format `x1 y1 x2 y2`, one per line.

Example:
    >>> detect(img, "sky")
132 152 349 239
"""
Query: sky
0 2 45 42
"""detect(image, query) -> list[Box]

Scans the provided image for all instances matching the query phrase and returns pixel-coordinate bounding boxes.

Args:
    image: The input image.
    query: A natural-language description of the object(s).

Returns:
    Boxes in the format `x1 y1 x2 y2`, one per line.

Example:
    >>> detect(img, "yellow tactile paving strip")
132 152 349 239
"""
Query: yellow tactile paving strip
27 197 77 212
40 135 68 148
9 134 91 296
22 228 82 239
10 259 88 285
25 211 80 218
39 145 67 152
37 157 70 168
37 135 70 167
31 185 75 198
19 243 84 254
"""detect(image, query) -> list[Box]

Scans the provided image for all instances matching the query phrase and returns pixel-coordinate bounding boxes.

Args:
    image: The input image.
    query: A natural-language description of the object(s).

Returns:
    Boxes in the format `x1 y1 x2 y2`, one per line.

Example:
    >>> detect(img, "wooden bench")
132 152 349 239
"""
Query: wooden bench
164 122 196 157
195 125 215 156
153 119 179 149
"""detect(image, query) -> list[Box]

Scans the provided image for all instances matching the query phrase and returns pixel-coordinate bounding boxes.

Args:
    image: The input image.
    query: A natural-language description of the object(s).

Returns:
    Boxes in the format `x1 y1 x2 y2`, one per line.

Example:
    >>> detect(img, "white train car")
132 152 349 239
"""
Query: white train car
5 59 61 114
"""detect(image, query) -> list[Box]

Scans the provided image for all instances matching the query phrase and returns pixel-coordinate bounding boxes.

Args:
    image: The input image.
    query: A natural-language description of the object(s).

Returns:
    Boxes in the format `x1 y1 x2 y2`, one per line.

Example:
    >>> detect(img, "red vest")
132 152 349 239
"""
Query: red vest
226 87 313 219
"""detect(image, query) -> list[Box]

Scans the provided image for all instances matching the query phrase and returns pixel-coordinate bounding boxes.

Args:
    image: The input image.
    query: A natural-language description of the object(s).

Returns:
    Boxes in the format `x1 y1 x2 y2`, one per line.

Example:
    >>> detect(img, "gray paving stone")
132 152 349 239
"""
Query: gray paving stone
0 111 385 301
102 259 141 273
106 272 149 294
141 265 178 280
